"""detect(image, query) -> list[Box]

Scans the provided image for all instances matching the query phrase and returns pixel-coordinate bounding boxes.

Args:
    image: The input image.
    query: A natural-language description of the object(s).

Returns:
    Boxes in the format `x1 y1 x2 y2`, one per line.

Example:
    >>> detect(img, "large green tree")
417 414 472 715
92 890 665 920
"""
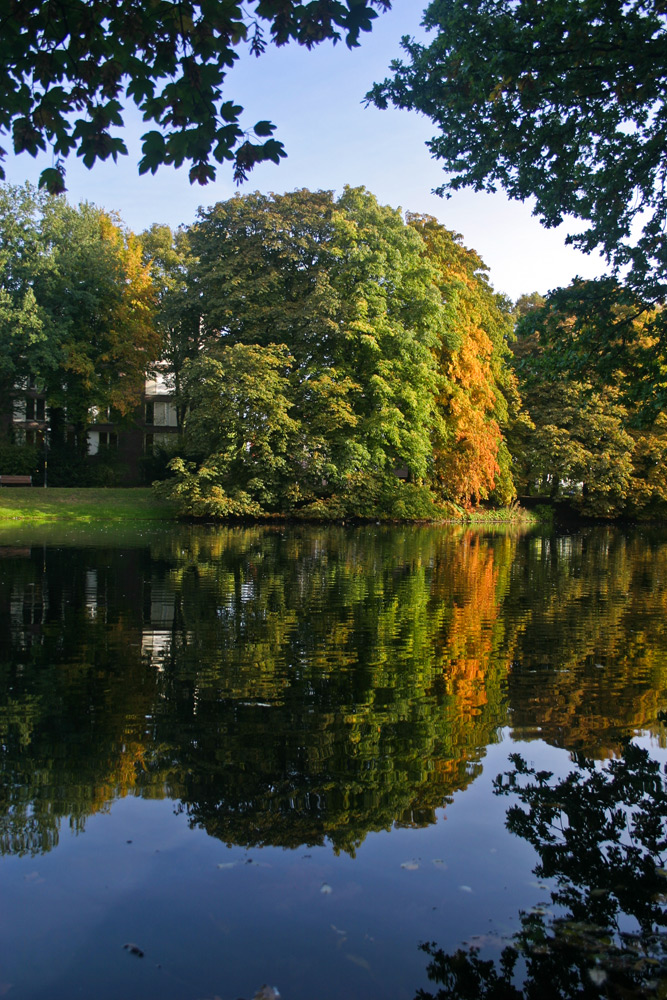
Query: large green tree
518 278 667 419
368 0 667 301
0 183 160 452
0 183 46 401
139 223 206 430
1 0 389 193
510 282 667 517
178 186 446 515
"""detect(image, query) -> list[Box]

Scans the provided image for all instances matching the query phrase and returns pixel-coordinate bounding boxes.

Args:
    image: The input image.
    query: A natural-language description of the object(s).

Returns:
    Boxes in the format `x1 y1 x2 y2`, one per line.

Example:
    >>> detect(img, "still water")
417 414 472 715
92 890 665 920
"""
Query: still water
0 523 666 999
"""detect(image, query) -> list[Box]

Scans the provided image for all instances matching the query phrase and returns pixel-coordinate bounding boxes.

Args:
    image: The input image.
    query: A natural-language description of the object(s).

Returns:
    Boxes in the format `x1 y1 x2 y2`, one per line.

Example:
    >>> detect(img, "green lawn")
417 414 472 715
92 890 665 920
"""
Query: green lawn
0 487 177 522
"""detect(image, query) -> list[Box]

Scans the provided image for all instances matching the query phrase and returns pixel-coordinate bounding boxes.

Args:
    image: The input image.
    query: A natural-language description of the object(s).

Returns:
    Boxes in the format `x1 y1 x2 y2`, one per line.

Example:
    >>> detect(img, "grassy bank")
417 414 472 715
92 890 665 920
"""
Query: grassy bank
0 487 543 527
0 487 177 523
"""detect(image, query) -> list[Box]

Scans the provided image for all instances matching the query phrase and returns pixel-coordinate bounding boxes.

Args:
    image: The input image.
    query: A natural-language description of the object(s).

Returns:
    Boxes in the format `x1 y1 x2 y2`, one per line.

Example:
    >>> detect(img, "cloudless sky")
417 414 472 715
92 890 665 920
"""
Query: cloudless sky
3 0 609 301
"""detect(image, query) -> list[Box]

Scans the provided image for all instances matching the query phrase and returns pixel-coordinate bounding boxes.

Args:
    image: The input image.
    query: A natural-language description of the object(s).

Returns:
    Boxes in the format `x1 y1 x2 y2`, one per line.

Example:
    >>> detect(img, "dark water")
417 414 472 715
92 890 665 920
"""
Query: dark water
0 523 666 999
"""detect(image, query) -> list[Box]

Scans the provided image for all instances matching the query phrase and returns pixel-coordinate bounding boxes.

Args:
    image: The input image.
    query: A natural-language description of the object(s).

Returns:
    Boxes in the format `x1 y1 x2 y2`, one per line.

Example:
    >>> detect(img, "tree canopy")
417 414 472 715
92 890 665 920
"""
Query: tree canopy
368 0 667 301
158 186 518 517
1 0 390 193
0 183 160 453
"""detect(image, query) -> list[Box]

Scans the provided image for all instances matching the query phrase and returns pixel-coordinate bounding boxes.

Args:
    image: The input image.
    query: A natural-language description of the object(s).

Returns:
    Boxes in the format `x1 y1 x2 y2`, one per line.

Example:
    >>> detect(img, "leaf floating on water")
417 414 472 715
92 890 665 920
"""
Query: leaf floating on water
123 943 144 958
346 954 371 972
401 860 420 870
253 987 281 1000
320 883 333 894
331 924 346 936
459 885 473 893
431 859 447 869
216 862 236 870
588 968 607 986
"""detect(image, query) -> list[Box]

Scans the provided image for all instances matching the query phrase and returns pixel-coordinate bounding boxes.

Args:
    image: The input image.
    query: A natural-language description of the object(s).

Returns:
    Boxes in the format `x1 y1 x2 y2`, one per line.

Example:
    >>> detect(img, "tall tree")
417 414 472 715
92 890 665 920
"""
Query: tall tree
139 224 205 429
518 278 667 420
1 0 390 193
188 187 443 496
34 199 159 449
510 281 667 517
0 184 160 451
368 0 667 302
408 213 517 506
0 183 46 401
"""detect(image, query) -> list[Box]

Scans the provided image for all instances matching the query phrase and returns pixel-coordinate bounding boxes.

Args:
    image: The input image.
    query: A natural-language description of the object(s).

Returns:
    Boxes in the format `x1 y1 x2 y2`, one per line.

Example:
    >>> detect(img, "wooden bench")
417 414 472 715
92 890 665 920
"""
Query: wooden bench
0 475 32 486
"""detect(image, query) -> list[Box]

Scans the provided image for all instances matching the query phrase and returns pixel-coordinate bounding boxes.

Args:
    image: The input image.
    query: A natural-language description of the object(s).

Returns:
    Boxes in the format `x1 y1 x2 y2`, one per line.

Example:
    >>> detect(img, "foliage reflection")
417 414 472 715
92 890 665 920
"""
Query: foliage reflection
417 741 667 999
0 526 666 858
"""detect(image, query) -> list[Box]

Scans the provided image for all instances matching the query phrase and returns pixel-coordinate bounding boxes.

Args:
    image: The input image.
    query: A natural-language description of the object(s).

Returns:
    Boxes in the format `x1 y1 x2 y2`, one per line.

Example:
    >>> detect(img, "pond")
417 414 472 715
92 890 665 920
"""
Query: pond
0 523 666 999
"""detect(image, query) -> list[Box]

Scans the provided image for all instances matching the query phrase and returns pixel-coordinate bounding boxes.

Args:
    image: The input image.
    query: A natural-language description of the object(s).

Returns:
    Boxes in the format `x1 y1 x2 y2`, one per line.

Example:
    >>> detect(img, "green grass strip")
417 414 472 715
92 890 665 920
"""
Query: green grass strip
0 487 177 523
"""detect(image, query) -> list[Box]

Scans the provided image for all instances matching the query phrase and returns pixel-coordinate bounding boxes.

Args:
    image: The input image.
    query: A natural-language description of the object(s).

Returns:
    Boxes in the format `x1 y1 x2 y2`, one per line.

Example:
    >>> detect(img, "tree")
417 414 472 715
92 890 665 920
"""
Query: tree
1 0 390 193
368 0 667 301
510 312 636 516
34 198 160 450
182 187 445 515
518 279 667 420
407 213 517 506
0 183 160 453
139 224 206 429
0 183 47 401
509 280 667 516
175 341 299 514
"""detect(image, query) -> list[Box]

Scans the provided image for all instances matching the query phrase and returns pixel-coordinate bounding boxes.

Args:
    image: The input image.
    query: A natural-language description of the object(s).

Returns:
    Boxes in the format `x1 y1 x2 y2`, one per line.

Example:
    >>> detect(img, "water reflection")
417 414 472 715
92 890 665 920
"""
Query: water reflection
417 740 667 999
0 525 666 860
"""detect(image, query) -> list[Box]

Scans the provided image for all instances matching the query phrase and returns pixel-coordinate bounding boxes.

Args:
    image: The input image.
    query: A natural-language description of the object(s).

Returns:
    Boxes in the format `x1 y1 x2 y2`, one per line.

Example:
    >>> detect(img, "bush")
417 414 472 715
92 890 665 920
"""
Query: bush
293 473 453 521
0 439 41 478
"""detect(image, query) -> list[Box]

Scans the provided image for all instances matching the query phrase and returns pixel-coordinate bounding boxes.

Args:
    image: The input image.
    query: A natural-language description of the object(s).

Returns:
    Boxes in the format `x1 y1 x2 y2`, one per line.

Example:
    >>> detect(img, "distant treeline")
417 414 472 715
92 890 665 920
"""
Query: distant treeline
1 183 665 518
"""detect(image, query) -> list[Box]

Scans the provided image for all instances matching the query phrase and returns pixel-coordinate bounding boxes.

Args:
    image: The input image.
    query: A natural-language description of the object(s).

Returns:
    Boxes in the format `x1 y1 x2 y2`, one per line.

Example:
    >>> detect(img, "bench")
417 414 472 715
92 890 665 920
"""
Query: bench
0 475 32 486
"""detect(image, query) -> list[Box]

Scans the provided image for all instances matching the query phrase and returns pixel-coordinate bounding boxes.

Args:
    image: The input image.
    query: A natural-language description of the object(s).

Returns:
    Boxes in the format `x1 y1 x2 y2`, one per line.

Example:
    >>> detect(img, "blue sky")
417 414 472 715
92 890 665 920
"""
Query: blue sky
3 0 608 300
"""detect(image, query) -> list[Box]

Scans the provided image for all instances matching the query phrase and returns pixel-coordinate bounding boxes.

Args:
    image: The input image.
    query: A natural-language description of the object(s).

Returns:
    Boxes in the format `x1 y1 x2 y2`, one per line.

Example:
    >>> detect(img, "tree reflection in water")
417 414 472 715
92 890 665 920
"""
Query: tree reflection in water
417 740 667 999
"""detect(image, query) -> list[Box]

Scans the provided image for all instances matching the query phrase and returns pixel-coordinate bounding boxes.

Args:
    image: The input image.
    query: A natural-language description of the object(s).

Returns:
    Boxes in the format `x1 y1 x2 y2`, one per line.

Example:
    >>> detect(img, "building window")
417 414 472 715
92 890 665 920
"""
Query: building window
145 434 154 455
98 432 118 450
36 398 45 421
145 401 154 425
25 397 35 420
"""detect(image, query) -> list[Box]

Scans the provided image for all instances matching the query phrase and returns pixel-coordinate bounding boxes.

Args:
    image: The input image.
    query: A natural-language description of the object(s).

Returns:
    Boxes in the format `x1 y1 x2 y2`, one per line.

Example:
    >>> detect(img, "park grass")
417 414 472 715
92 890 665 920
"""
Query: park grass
0 487 177 523
0 487 542 527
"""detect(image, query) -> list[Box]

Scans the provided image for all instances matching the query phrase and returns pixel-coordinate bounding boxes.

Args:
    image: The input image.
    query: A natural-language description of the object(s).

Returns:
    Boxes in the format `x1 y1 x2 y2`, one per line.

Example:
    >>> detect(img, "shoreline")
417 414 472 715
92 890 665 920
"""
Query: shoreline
0 487 543 526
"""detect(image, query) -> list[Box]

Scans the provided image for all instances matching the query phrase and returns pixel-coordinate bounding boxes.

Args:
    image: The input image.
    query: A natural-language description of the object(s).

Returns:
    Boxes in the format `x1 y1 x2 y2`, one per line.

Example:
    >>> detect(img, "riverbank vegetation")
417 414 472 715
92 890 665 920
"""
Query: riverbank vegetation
1 182 666 522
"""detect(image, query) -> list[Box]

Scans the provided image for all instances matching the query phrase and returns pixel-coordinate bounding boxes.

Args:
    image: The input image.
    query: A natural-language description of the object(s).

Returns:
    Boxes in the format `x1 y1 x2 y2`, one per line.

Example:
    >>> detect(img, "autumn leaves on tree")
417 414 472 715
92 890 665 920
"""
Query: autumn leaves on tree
2 180 667 518
158 186 517 518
